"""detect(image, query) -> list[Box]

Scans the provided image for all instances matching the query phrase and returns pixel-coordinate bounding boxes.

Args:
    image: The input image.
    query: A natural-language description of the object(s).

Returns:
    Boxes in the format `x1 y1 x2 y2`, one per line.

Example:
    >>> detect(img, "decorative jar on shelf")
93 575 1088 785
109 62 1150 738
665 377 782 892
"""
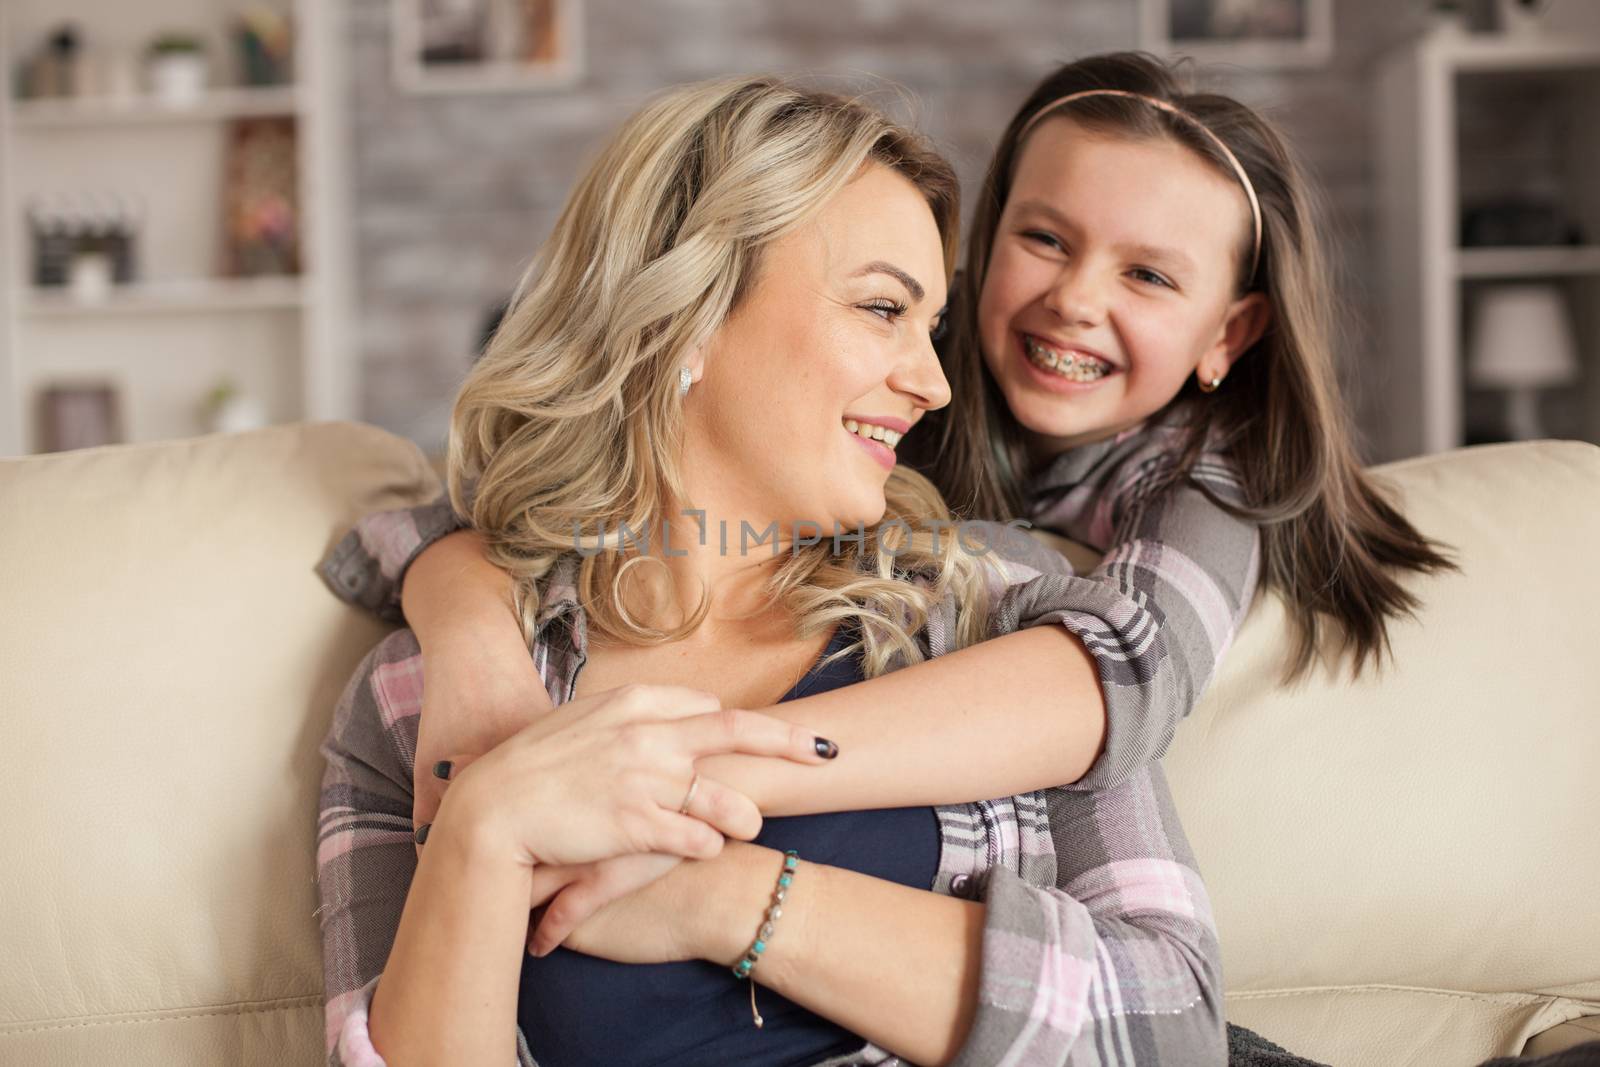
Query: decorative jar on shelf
1495 0 1553 37
201 380 268 436
146 34 207 106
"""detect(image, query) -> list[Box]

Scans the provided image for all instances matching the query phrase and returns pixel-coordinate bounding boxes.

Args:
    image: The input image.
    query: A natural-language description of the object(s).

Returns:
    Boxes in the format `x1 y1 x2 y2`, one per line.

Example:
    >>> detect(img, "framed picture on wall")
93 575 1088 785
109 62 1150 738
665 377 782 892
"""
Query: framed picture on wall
391 0 584 94
36 381 122 453
1141 0 1334 68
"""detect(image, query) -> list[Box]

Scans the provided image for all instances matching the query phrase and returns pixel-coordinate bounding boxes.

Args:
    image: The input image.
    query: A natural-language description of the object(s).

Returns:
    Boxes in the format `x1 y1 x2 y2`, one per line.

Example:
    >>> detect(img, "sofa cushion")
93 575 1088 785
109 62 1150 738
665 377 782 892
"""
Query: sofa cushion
0 423 440 1067
1162 441 1600 1065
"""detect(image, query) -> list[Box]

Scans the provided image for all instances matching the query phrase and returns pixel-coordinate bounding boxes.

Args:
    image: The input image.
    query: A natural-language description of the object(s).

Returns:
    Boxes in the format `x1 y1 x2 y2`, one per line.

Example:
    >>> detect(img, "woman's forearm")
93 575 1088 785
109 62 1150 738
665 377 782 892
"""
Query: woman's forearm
368 804 531 1067
698 624 1106 815
700 842 983 1066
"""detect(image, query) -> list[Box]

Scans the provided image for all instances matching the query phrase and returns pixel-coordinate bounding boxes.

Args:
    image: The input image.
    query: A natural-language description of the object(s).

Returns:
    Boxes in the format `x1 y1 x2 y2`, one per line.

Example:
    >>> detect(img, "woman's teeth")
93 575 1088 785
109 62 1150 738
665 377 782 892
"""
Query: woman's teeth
843 419 902 448
1024 336 1112 383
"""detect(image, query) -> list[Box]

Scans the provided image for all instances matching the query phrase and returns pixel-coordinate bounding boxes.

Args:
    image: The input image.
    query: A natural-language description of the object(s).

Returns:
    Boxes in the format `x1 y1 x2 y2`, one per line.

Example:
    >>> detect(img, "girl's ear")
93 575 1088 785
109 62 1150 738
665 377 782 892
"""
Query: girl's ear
1200 292 1272 379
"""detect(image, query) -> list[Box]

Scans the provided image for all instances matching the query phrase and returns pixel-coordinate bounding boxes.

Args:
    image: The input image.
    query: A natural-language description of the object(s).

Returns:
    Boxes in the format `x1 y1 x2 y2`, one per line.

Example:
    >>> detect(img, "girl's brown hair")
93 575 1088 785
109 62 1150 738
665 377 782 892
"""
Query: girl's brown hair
913 52 1455 682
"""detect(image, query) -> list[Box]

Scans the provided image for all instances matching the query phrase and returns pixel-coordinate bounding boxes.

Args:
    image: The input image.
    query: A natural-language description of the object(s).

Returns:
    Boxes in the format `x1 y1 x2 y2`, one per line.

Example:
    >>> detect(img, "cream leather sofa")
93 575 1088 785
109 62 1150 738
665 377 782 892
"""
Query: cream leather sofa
2 421 1597 1067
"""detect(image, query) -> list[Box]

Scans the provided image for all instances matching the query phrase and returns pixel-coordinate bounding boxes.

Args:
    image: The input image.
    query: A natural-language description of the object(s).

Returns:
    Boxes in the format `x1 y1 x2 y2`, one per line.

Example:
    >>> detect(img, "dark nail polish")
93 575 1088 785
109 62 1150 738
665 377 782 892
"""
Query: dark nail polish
814 737 838 760
432 760 453 780
415 823 431 845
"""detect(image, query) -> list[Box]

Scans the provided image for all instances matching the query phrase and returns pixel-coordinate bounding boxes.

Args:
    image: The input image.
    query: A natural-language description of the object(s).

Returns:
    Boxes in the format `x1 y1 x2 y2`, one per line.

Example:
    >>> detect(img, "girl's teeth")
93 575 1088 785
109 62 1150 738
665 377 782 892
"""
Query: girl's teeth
1024 336 1111 382
843 420 901 448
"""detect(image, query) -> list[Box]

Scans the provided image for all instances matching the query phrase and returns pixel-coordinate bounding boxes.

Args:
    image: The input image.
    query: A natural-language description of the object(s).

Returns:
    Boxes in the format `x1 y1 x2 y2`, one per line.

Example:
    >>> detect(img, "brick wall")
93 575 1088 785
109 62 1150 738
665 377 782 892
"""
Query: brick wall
344 0 1579 459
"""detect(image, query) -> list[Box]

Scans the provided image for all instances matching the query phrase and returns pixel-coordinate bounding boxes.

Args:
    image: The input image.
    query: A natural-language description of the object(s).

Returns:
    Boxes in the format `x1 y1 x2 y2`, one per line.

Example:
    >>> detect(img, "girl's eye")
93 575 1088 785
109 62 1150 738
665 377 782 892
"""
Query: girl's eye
930 316 949 342
1130 267 1173 289
862 299 909 322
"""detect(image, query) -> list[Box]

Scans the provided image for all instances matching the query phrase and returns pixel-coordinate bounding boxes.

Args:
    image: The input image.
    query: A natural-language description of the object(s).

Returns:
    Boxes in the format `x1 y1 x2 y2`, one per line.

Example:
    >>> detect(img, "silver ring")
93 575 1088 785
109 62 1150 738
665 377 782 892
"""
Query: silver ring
677 772 701 815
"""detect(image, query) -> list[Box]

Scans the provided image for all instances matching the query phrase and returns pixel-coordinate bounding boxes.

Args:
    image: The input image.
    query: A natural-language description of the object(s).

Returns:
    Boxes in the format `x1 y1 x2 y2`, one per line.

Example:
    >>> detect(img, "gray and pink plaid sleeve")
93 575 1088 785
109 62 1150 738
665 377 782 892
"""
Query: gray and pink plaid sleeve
950 767 1225 1066
317 495 465 623
1026 423 1262 793
315 628 538 1067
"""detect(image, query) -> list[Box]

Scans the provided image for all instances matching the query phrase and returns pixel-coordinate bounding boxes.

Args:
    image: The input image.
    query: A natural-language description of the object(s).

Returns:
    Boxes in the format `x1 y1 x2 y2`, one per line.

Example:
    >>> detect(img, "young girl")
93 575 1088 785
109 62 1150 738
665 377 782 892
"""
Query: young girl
321 50 1450 962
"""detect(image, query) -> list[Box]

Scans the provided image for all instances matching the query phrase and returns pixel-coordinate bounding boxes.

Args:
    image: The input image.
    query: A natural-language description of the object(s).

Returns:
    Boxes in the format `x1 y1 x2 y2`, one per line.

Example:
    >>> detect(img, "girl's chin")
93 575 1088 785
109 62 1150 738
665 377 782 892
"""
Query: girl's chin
1012 400 1124 453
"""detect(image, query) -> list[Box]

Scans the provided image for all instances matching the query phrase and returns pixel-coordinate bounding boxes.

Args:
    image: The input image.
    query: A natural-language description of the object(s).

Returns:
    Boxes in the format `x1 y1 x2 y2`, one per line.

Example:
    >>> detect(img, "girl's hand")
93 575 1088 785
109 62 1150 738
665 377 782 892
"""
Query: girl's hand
525 853 685 957
550 850 718 965
412 638 553 853
399 528 560 844
436 684 835 869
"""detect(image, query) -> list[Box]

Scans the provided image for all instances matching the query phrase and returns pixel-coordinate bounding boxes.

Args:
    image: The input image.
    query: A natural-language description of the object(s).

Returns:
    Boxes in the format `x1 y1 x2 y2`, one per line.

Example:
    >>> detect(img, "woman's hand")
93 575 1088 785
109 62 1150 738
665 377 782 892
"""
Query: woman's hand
435 684 836 870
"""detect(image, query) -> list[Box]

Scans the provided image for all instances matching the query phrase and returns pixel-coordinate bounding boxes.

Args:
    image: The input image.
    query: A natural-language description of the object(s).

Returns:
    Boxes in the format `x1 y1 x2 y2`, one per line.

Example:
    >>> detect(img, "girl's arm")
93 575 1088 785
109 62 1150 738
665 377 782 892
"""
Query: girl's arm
320 508 1121 814
1033 440 1265 792
699 621 1105 814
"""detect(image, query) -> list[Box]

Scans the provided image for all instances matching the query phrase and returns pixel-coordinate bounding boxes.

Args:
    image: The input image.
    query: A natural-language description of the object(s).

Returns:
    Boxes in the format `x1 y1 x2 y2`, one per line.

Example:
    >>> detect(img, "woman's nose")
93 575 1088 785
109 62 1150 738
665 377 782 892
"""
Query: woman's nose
891 333 952 412
1042 265 1107 328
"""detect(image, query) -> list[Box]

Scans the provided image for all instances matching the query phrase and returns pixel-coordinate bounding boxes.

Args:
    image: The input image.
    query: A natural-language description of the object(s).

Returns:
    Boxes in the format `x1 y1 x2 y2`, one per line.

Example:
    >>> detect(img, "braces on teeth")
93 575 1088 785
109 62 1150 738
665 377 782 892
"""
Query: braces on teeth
1024 336 1111 382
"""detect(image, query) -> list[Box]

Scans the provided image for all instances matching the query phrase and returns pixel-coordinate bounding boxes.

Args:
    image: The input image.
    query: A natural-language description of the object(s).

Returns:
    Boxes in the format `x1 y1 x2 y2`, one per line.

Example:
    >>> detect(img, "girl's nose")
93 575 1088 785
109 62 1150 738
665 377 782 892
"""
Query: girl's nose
1043 266 1107 328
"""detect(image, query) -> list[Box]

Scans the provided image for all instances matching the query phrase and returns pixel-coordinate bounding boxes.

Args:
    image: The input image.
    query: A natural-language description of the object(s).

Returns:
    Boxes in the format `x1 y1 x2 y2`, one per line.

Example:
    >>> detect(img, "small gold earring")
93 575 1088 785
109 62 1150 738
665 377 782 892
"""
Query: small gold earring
1198 373 1223 393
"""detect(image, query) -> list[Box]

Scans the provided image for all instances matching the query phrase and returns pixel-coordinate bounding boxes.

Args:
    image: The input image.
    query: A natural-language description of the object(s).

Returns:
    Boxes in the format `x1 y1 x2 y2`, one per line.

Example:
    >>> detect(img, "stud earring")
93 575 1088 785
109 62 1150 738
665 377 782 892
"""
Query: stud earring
678 366 693 398
1198 373 1223 393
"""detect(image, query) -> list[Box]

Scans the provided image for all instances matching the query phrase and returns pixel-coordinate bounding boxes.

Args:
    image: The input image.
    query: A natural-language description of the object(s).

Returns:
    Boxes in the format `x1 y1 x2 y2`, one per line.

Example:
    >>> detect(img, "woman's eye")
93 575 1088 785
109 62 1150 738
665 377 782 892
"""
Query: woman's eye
862 300 909 322
1130 267 1172 289
1023 230 1065 252
930 317 948 342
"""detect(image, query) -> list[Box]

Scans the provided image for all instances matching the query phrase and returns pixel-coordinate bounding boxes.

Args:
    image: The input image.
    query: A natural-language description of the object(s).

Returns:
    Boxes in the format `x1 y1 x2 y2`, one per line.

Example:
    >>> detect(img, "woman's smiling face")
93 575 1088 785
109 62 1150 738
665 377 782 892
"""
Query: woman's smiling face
685 163 951 532
976 115 1264 459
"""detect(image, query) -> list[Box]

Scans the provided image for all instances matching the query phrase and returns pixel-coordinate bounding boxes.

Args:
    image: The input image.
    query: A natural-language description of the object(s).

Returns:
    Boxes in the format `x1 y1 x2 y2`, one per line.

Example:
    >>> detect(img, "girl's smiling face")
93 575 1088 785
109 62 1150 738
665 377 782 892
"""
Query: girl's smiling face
977 115 1269 459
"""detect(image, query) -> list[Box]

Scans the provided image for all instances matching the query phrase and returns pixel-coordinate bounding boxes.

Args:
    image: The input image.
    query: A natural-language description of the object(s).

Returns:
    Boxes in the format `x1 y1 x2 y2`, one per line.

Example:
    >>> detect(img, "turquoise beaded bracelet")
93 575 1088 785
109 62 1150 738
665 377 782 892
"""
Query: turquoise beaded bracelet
731 849 799 1027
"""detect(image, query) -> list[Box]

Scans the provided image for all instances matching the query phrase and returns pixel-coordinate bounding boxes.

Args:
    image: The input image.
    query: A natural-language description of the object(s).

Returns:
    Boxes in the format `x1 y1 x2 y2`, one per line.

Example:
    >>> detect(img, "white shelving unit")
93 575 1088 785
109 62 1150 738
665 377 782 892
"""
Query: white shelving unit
0 0 354 456
1374 32 1600 459
10 84 302 127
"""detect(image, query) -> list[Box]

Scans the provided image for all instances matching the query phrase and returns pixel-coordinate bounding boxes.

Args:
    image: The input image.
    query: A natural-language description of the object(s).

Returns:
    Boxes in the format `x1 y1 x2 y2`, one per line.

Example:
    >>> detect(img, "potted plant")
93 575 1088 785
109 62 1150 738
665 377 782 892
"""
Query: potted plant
1497 0 1552 36
146 32 207 106
1426 0 1469 36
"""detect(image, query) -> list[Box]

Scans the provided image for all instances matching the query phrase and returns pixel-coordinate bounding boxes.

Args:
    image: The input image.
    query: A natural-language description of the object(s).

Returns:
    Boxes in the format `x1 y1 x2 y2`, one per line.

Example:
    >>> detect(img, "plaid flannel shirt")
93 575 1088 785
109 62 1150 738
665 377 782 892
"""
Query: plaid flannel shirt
316 416 1256 1066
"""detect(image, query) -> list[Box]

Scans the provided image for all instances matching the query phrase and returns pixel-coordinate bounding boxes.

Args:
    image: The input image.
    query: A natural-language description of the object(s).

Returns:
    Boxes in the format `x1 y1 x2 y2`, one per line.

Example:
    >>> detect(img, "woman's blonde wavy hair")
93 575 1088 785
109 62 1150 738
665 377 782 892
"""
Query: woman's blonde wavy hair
447 76 991 678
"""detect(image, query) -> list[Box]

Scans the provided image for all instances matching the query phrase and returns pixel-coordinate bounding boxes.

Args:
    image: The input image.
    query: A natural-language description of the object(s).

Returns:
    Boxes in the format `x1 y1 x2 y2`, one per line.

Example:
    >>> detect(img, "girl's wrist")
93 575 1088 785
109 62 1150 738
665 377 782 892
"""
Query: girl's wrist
692 753 782 815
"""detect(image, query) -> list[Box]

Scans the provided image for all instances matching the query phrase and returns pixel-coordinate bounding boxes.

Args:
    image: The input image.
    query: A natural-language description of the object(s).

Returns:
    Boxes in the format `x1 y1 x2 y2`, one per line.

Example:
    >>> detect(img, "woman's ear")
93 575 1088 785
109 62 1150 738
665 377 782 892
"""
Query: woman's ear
1201 292 1272 379
684 342 707 385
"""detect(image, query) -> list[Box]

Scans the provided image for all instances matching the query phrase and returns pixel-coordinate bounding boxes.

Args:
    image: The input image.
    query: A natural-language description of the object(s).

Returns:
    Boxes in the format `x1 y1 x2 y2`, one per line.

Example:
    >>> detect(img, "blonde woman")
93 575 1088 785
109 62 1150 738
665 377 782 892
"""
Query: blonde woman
318 78 1224 1066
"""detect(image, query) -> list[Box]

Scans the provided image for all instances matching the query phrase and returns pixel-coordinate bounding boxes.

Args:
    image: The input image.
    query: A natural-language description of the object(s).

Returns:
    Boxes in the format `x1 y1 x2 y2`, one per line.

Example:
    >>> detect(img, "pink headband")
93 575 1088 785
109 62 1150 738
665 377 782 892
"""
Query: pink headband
1017 89 1263 285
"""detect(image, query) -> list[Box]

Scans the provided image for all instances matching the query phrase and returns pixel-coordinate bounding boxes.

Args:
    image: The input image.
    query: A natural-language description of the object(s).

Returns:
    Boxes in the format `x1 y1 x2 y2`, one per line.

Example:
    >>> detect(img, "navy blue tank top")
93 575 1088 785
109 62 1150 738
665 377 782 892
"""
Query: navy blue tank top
516 624 941 1066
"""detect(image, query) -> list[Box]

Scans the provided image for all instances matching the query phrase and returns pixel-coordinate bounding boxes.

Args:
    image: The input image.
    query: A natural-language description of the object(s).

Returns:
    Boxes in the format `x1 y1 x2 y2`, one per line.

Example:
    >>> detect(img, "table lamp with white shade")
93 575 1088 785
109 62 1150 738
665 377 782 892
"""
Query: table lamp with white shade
1467 283 1580 441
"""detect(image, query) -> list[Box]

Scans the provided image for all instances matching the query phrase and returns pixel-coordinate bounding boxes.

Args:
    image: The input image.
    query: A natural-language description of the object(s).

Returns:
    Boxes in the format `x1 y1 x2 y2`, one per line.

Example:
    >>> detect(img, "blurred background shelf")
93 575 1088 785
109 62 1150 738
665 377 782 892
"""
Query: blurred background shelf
18 275 308 316
0 0 353 455
1375 32 1600 457
1455 246 1600 279
10 85 302 128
